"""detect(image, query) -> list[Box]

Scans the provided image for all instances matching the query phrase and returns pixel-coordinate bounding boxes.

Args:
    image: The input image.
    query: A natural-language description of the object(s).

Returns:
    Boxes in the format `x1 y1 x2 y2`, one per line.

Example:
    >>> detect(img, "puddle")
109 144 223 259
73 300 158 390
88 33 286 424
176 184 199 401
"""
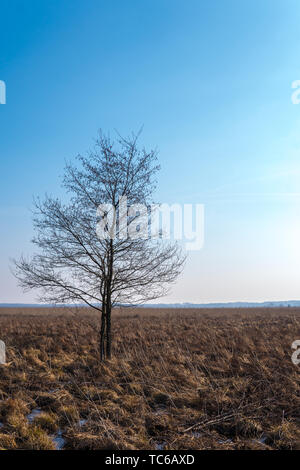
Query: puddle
218 438 233 444
253 434 268 445
0 422 3 429
27 408 65 450
27 408 42 423
191 431 201 438
52 429 65 450
79 419 87 427
153 407 167 416
155 441 166 450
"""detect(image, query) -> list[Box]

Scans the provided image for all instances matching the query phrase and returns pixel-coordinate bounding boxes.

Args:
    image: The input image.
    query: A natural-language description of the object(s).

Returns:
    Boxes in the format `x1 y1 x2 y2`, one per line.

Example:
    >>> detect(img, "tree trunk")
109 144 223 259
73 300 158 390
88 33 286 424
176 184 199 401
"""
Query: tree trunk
99 307 106 361
105 240 113 360
99 276 112 361
106 298 112 360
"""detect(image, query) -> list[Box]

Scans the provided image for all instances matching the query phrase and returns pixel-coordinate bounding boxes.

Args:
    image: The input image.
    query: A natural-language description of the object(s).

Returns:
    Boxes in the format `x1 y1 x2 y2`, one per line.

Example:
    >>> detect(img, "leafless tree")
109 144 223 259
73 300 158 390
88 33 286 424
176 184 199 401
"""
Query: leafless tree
13 132 186 360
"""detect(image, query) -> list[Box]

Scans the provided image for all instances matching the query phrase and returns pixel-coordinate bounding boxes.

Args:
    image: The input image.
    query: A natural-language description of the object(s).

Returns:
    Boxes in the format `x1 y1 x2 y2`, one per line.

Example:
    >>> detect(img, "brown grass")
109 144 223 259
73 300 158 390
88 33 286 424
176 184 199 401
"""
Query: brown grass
0 307 299 450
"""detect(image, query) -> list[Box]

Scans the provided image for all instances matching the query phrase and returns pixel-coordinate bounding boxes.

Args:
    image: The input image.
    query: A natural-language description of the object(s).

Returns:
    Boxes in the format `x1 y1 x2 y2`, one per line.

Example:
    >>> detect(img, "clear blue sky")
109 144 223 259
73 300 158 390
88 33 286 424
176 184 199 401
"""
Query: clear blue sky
1 0 300 303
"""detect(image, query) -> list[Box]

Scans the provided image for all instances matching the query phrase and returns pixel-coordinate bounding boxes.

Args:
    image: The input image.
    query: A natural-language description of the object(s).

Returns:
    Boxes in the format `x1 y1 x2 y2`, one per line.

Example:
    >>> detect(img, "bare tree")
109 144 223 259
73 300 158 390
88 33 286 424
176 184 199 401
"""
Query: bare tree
13 132 186 360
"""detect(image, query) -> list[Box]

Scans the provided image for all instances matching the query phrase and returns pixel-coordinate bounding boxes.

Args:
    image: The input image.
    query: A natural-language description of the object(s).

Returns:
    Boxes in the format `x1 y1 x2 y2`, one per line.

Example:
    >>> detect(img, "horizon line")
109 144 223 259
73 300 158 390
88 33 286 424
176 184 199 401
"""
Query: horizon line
1 300 300 309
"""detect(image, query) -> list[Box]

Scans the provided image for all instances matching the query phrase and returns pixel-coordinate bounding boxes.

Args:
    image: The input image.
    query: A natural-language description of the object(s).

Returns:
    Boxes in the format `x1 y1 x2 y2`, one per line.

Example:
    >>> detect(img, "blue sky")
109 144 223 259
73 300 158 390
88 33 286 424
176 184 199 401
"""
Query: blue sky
1 0 300 303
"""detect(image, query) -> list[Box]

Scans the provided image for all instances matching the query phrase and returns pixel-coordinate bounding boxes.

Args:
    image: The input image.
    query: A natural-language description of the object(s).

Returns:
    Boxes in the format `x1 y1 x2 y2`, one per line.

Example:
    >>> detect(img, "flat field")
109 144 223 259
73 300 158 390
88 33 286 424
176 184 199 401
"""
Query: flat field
0 307 299 450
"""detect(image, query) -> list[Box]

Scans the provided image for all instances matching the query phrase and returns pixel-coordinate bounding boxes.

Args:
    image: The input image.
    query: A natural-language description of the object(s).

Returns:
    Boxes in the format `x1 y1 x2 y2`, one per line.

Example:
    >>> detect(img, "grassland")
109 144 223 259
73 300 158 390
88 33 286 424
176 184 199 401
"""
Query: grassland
0 307 299 450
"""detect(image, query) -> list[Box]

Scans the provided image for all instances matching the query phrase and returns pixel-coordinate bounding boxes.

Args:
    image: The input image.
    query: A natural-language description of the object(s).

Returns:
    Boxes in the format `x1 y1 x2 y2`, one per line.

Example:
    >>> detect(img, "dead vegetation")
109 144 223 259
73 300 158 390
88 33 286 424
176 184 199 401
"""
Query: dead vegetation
0 307 299 450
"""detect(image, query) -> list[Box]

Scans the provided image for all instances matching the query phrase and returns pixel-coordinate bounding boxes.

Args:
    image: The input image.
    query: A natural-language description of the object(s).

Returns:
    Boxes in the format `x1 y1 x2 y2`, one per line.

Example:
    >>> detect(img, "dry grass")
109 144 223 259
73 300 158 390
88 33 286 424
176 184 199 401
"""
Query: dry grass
0 307 299 450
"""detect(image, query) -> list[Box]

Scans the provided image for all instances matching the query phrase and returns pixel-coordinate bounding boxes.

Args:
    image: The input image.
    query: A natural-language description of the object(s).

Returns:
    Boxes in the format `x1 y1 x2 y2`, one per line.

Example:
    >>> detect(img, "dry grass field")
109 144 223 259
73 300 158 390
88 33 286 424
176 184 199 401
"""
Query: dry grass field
0 307 299 450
